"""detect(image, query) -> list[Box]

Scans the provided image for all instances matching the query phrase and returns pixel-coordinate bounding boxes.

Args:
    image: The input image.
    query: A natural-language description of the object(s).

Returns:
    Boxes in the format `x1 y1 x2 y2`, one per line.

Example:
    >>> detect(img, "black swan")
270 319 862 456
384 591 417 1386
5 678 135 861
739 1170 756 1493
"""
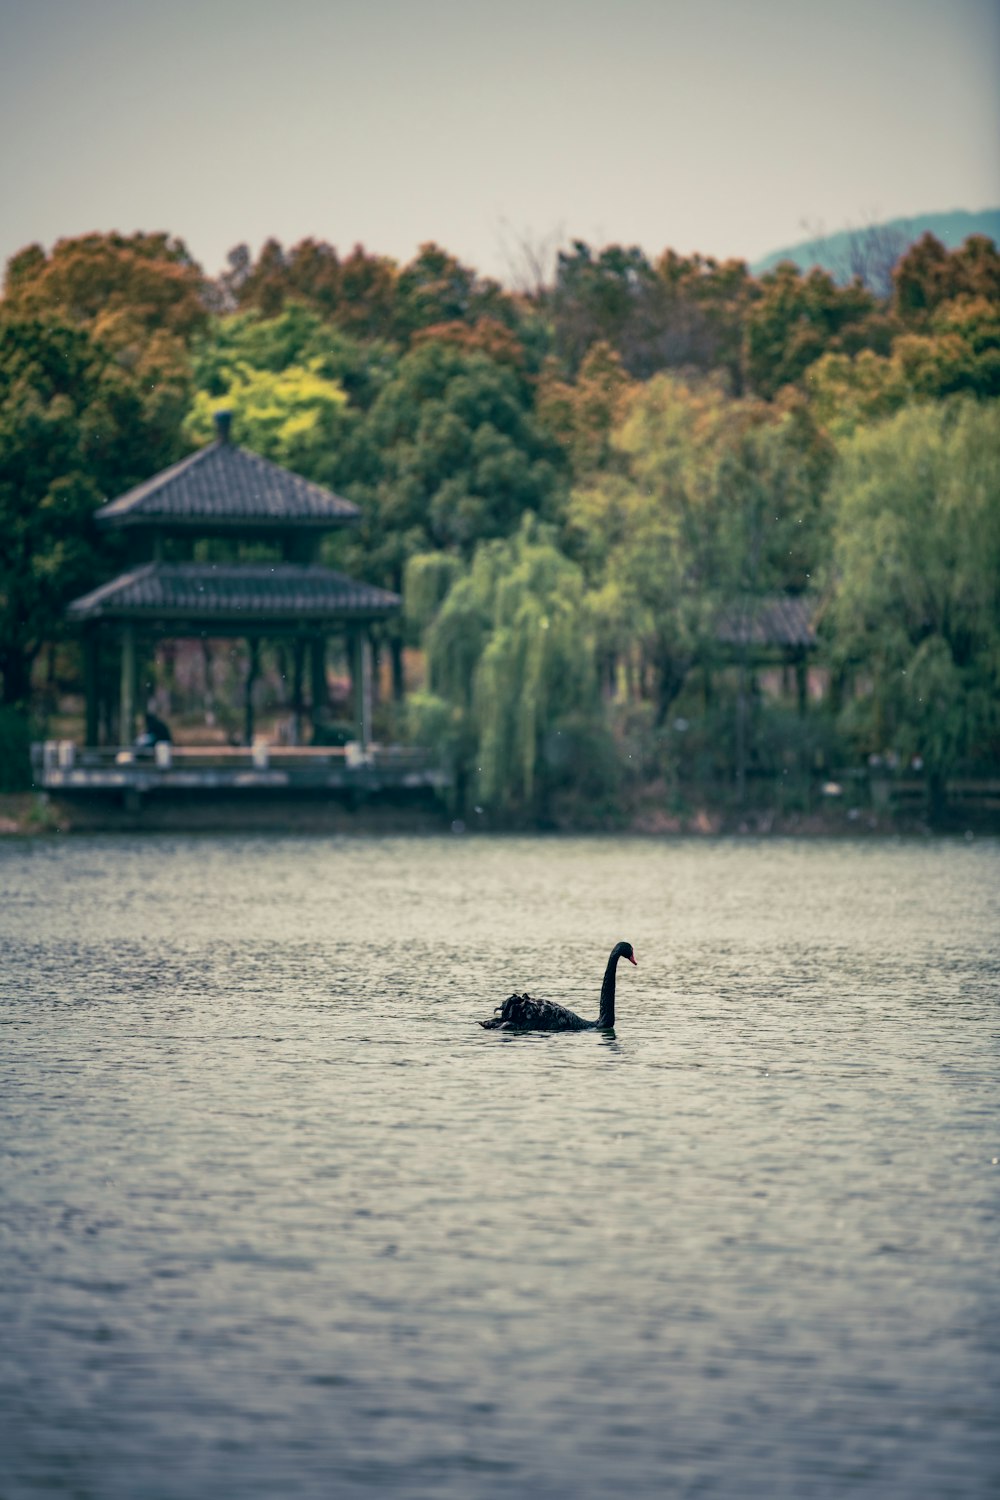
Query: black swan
480 941 637 1031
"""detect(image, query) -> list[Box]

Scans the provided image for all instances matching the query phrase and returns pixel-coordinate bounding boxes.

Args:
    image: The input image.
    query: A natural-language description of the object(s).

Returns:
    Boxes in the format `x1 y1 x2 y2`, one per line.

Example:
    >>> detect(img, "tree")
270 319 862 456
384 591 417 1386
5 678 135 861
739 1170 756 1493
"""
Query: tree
2 232 202 462
649 249 756 389
893 233 1000 326
411 315 528 372
566 375 831 724
3 231 208 347
220 238 400 339
550 240 658 374
408 516 605 816
214 238 525 350
536 340 637 479
806 348 916 436
826 400 1000 809
187 304 401 515
806 292 1000 432
743 263 893 399
0 316 187 706
184 358 348 470
356 338 567 586
391 242 517 344
545 241 757 386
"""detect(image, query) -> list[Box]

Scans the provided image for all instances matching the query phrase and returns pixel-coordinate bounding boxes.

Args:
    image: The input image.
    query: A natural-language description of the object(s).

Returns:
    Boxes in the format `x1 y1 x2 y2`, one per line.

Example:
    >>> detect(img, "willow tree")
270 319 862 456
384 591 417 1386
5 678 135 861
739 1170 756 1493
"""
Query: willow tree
407 517 605 817
827 399 1000 810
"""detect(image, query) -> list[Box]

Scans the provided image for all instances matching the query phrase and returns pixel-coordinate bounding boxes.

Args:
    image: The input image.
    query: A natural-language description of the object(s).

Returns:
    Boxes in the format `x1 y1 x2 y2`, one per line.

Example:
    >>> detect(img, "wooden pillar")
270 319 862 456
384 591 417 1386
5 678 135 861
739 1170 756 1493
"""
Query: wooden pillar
84 630 99 747
309 636 326 733
244 637 260 746
795 652 808 716
202 639 215 726
350 628 372 749
291 637 305 746
120 625 136 746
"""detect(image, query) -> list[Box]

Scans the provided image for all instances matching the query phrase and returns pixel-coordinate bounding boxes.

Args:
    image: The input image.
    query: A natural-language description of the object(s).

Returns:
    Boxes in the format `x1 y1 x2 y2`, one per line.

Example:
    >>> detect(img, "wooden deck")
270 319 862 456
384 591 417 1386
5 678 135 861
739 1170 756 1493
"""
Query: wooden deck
34 741 451 800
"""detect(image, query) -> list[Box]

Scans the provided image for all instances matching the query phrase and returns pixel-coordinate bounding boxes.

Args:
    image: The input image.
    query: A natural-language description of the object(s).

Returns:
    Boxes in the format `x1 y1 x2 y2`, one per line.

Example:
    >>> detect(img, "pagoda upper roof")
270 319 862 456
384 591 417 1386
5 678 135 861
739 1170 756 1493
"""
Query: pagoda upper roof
95 431 361 532
68 563 400 627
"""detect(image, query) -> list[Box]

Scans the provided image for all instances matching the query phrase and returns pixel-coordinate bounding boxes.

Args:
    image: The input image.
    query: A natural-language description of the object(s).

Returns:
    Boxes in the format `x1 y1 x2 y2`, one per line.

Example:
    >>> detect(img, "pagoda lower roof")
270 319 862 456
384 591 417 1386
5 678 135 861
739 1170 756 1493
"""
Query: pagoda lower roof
95 439 361 530
68 563 401 627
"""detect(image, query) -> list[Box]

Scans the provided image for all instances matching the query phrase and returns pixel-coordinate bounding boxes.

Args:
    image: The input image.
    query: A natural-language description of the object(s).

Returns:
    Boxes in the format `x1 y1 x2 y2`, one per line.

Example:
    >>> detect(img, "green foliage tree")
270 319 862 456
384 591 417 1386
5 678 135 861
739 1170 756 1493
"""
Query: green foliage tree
567 376 831 723
186 305 400 541
409 516 607 816
358 338 567 584
0 316 187 705
185 357 348 469
193 303 396 410
826 400 1000 806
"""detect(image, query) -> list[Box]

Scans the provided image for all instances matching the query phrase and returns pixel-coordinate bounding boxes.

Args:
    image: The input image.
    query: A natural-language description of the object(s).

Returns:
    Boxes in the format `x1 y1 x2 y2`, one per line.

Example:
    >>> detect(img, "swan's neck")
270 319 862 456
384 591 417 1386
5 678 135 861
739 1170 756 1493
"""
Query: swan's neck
597 952 618 1028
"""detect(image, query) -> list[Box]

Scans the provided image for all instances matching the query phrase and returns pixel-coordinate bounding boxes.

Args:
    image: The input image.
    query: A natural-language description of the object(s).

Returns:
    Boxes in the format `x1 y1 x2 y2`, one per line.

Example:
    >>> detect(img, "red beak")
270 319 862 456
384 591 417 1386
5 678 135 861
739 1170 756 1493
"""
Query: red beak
629 951 637 965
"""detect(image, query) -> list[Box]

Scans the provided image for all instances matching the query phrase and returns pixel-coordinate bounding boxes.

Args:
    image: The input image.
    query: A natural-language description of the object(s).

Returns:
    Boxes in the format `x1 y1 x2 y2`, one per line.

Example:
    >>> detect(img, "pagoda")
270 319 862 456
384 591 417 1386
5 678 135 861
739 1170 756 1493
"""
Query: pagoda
68 412 400 750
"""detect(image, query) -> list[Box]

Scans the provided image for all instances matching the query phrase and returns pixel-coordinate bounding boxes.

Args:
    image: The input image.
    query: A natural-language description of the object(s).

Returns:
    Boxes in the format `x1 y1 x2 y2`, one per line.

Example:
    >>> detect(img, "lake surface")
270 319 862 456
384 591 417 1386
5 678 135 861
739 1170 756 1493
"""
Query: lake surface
1 833 998 1499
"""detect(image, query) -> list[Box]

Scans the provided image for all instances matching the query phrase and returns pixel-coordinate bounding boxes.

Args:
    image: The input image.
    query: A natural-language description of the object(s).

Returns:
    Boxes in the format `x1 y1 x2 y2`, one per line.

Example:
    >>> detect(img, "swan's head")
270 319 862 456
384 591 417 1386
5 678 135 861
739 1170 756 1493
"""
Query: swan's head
614 941 637 966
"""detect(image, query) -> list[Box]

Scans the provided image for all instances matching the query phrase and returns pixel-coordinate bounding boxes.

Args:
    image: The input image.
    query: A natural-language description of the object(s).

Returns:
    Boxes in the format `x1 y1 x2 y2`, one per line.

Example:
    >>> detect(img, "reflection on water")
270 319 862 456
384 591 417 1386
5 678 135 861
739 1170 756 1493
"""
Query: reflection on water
1 834 998 1498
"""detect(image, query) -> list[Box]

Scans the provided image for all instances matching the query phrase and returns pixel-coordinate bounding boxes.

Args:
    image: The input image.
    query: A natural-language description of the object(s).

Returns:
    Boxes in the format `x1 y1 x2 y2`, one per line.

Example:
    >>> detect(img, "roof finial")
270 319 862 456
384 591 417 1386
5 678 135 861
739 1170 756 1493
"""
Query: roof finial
214 409 233 444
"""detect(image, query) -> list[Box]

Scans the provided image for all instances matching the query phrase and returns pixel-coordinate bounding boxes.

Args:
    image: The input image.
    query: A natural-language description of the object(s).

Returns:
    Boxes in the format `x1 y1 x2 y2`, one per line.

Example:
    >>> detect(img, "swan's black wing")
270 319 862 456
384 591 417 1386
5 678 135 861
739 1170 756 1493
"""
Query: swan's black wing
480 992 593 1031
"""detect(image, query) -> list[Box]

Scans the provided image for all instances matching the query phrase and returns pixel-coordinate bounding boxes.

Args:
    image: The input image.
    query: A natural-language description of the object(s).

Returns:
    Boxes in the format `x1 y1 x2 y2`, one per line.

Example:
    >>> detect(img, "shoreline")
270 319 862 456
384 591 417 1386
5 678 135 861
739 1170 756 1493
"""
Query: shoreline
1 791 993 839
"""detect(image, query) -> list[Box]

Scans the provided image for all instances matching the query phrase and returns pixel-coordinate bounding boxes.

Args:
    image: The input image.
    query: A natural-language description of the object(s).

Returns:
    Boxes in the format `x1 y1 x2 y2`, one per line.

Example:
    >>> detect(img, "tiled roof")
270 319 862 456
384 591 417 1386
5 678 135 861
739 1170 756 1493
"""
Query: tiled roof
96 440 361 529
714 595 816 650
68 563 400 623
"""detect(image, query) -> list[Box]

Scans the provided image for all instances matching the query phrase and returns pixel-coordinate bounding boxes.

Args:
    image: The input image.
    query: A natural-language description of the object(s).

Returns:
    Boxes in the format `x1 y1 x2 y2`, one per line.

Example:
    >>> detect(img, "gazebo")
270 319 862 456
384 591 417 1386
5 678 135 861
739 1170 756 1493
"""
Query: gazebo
67 412 400 750
714 594 817 712
711 593 819 801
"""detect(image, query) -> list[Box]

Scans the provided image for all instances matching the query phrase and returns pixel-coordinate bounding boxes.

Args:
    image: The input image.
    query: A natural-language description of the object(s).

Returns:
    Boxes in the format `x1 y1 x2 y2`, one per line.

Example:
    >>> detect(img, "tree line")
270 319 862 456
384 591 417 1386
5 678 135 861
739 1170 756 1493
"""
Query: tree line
1 227 998 816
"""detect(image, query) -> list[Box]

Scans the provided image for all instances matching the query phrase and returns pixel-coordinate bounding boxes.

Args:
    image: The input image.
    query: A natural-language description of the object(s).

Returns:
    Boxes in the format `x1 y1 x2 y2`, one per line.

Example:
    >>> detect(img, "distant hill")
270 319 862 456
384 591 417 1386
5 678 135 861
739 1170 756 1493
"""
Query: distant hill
751 209 1000 294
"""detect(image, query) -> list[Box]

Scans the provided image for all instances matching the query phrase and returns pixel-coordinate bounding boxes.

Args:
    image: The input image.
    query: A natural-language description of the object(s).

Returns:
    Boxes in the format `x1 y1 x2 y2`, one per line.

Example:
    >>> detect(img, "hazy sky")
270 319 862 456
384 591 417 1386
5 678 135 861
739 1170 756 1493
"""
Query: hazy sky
1 0 997 282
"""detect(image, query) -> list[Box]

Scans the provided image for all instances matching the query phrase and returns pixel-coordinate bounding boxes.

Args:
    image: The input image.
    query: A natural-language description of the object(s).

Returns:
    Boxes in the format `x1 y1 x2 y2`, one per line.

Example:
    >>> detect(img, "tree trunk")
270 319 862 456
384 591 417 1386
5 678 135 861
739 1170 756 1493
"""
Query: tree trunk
653 648 690 726
390 636 405 702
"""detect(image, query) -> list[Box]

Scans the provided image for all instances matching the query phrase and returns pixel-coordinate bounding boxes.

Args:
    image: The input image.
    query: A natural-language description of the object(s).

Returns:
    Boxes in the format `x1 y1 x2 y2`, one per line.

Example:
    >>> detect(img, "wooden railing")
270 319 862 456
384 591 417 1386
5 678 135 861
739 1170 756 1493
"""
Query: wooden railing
32 739 449 794
38 741 433 767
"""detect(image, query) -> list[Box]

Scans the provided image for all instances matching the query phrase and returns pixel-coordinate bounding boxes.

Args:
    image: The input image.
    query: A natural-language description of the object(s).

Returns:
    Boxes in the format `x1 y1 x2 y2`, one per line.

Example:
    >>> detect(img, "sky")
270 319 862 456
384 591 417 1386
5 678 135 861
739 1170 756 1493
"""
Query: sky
1 0 998 284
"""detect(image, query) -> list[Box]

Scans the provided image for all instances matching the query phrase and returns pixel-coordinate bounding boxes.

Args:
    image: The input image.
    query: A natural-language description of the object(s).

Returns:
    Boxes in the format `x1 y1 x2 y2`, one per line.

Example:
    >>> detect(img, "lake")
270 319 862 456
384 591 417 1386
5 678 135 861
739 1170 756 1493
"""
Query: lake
1 833 998 1498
